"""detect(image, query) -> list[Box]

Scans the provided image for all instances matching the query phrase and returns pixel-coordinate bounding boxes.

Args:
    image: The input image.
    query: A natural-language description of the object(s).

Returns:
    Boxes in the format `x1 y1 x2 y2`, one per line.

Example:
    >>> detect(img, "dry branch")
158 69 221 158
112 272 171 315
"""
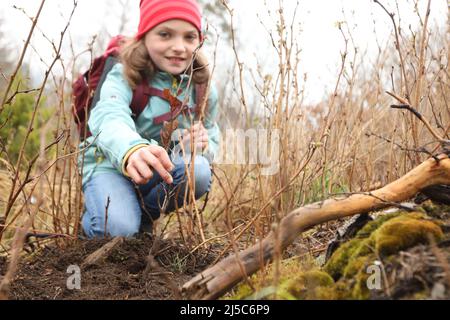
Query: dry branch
182 154 450 299
81 237 124 269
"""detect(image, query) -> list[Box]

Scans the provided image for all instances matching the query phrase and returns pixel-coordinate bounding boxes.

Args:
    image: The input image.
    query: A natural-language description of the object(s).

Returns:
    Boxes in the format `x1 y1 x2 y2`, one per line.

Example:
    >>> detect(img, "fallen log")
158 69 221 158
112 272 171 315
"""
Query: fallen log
182 154 450 299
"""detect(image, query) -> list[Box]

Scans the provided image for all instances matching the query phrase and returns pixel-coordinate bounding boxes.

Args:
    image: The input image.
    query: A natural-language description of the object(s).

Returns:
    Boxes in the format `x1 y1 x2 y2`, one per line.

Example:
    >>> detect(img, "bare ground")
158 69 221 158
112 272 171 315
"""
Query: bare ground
1 236 218 300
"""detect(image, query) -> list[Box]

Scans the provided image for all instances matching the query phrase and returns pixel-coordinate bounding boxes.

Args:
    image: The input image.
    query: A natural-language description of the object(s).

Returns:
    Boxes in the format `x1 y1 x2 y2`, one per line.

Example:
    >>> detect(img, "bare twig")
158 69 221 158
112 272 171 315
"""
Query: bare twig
387 90 448 144
0 0 46 114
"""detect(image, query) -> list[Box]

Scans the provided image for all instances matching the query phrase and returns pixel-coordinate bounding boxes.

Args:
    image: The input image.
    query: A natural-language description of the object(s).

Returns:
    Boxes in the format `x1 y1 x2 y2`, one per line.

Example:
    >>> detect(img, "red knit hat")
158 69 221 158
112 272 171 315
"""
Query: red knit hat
137 0 202 40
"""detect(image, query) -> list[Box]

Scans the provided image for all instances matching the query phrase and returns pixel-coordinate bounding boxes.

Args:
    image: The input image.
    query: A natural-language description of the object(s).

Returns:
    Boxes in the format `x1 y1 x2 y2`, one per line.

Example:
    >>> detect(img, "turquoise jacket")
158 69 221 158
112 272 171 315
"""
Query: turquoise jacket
78 63 220 187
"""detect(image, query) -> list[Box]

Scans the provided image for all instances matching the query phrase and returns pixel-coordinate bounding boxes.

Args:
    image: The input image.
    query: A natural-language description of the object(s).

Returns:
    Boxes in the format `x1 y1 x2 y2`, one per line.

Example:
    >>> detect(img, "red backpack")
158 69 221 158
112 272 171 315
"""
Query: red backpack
72 35 208 141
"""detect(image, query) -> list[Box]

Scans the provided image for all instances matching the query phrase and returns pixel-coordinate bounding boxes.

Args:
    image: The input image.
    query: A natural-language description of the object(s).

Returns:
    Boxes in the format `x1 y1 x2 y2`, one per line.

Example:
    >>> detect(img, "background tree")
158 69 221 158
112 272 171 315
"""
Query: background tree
0 13 48 166
0 74 51 165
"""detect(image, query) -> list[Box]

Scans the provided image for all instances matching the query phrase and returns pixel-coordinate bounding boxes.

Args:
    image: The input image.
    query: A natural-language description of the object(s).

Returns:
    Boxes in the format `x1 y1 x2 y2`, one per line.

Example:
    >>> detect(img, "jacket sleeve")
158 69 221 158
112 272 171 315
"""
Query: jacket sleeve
88 63 158 172
203 84 221 161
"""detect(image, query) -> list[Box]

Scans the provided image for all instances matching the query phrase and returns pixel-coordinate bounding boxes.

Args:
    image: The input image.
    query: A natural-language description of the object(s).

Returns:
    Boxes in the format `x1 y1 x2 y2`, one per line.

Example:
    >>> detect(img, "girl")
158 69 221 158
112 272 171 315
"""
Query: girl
79 0 220 238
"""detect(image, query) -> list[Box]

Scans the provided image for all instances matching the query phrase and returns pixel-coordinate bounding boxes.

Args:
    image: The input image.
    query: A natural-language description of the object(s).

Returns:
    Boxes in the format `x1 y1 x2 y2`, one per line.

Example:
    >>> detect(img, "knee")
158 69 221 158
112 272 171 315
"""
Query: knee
107 218 140 237
81 173 141 238
172 155 212 198
192 156 212 198
83 209 140 238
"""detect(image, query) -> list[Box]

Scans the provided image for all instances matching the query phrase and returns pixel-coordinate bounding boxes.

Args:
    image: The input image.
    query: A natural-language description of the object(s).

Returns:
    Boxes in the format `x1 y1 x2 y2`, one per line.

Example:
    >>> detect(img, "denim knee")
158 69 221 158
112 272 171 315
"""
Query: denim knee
192 155 212 198
82 213 140 238
138 155 212 219
172 155 212 198
106 216 140 237
82 172 141 238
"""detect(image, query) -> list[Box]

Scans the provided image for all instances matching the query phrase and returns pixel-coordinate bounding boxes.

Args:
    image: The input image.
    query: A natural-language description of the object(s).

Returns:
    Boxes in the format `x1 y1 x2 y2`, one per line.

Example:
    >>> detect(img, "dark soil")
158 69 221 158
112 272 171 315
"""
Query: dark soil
1 236 218 300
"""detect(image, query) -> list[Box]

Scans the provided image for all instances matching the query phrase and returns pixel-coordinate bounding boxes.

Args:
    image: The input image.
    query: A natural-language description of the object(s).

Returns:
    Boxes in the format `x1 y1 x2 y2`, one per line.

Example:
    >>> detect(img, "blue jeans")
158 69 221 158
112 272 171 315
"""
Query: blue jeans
81 155 212 238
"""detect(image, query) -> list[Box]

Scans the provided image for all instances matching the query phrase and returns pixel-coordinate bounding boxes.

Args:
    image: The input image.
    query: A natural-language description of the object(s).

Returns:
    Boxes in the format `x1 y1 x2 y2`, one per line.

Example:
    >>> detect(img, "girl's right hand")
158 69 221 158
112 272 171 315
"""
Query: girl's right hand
126 145 174 185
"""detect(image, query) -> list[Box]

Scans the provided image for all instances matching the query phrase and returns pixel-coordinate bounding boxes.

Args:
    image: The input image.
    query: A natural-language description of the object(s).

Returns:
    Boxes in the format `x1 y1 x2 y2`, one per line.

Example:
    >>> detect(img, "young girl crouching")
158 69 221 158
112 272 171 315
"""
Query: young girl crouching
79 0 220 238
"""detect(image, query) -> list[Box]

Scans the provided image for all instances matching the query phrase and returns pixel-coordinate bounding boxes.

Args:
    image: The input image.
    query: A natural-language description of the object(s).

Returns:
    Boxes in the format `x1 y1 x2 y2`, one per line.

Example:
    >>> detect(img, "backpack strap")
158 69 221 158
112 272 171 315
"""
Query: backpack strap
129 81 210 124
131 84 196 125
130 85 184 123
130 82 151 118
90 56 119 112
153 104 195 125
81 56 119 140
194 83 209 120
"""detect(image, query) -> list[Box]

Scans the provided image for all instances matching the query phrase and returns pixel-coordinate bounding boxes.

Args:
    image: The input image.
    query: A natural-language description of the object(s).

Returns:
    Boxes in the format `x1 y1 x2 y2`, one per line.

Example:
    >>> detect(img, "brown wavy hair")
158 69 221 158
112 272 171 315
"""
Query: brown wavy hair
120 37 210 89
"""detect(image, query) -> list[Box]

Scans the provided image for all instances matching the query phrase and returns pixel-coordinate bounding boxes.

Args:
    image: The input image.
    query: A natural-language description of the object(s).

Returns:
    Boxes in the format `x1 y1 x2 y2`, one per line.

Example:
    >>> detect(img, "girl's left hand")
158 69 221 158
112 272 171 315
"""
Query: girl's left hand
180 122 209 151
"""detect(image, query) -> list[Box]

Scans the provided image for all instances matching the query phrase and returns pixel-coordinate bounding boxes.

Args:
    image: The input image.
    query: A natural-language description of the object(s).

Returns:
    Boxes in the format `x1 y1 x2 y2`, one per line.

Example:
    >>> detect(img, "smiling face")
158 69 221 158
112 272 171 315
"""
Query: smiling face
144 19 201 75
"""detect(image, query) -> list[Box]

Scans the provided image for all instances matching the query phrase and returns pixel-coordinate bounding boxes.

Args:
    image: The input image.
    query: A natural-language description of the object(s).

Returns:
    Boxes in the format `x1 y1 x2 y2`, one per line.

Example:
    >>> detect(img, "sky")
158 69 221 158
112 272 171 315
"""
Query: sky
0 0 448 104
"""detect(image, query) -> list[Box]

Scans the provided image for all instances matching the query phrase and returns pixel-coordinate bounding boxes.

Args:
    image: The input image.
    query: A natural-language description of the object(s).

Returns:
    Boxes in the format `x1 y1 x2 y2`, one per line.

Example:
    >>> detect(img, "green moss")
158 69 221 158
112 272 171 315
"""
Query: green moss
313 286 339 300
356 211 405 238
352 267 372 300
412 291 428 300
330 281 355 300
324 211 408 279
227 282 254 300
373 215 443 256
301 280 355 300
351 238 374 259
343 255 373 278
277 269 335 300
231 209 444 301
324 238 361 279
323 211 443 300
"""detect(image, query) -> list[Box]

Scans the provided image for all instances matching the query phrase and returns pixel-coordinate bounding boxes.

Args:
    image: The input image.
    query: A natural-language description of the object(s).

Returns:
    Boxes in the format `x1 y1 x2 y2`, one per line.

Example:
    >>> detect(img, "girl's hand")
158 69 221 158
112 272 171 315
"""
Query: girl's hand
126 145 174 185
180 123 209 151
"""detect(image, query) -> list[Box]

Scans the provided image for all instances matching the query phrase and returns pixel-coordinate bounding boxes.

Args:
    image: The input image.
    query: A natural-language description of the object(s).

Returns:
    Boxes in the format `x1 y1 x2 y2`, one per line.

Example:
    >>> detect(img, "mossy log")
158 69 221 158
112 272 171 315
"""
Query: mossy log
182 154 450 299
